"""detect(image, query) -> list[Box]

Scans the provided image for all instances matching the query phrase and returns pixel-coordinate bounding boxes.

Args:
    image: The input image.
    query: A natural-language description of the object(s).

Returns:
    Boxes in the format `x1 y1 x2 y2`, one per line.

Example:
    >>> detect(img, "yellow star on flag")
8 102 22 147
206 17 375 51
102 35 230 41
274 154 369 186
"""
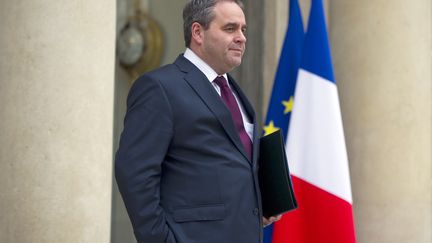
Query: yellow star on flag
282 96 294 114
263 121 280 136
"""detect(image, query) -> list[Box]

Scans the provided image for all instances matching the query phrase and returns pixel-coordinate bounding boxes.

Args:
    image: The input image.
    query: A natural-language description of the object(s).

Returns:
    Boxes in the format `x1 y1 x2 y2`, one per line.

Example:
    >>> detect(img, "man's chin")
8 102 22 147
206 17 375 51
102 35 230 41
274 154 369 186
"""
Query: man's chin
229 57 243 67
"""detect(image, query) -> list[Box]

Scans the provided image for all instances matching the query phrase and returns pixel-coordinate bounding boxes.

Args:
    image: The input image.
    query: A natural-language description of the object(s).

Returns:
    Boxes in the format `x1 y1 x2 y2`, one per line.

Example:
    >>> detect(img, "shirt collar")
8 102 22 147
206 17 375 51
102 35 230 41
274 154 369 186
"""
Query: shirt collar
183 48 228 83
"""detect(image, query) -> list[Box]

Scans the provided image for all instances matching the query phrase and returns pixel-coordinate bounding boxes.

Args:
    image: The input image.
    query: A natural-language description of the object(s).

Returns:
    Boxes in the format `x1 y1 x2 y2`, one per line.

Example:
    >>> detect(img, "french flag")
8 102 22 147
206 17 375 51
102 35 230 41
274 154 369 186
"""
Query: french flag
270 0 357 242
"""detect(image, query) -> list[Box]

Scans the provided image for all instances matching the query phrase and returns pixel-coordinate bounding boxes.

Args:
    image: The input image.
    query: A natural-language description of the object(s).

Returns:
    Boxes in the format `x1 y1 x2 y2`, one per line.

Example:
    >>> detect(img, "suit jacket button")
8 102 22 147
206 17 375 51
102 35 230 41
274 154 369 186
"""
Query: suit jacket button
253 208 259 215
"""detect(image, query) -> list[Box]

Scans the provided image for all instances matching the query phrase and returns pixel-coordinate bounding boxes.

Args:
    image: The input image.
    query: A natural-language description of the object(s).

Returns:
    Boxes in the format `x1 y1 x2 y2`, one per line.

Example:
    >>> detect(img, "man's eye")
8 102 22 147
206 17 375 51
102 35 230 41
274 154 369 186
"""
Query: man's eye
225 26 235 32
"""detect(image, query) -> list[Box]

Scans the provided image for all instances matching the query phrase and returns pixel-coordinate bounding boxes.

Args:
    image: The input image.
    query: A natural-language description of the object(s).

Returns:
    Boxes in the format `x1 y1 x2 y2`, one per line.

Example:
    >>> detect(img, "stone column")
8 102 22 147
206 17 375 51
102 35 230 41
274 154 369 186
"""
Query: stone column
330 1 431 242
0 0 116 242
263 0 288 116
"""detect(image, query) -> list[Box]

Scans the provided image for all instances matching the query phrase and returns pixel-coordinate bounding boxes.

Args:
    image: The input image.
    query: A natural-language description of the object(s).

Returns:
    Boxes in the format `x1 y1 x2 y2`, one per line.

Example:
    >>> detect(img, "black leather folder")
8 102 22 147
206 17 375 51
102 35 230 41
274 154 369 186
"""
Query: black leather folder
258 130 297 217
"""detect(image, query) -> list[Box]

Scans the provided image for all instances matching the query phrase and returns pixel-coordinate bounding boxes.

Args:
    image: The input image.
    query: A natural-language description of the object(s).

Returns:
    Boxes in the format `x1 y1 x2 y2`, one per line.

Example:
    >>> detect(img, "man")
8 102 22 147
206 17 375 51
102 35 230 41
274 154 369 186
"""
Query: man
115 1 279 242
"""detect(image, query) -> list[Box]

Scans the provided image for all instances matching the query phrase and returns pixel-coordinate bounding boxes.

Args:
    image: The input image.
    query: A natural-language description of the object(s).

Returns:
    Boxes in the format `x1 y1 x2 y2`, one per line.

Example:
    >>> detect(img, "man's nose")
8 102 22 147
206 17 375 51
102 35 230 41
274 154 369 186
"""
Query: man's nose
235 30 247 43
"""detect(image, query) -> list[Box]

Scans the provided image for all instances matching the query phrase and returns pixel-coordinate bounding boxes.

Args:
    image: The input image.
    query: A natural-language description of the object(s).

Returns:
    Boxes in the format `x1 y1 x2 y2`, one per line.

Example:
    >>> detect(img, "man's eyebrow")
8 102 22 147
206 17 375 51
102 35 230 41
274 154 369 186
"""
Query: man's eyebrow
223 22 247 28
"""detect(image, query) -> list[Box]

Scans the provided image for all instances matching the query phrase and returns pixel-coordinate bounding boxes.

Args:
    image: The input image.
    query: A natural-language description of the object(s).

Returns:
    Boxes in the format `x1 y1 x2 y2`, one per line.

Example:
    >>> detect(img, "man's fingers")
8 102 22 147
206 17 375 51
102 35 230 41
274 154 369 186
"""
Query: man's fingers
263 214 283 227
274 214 282 221
268 215 282 222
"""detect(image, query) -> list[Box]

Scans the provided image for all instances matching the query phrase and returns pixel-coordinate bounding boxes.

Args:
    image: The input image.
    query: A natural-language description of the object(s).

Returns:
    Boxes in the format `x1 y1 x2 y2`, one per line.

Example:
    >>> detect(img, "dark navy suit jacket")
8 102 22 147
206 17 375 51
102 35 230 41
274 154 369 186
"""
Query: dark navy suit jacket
115 55 263 243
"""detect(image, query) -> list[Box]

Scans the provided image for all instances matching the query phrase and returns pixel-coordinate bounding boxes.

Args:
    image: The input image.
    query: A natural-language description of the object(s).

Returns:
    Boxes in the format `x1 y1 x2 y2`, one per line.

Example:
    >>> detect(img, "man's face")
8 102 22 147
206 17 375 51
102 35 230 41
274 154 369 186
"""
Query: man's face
200 1 247 74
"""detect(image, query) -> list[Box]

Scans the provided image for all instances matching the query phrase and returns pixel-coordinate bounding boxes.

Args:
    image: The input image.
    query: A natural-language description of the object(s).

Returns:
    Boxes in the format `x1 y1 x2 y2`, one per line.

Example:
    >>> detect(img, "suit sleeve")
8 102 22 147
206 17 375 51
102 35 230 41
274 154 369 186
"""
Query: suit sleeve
115 75 175 243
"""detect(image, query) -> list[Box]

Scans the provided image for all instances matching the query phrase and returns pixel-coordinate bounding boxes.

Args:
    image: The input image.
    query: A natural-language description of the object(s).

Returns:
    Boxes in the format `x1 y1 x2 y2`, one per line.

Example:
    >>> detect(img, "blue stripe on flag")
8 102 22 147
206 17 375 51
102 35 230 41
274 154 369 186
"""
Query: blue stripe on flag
300 0 335 83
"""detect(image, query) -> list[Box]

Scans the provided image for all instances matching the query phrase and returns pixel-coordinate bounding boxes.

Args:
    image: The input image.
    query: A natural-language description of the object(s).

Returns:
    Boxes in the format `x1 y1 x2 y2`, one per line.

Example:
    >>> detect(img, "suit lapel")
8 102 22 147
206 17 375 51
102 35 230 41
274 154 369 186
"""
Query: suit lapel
174 55 253 163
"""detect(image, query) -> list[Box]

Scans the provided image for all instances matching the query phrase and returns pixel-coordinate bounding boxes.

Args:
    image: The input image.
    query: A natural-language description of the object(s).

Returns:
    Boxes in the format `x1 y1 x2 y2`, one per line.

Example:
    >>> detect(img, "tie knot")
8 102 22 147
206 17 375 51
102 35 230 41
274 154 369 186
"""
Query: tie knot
213 76 229 89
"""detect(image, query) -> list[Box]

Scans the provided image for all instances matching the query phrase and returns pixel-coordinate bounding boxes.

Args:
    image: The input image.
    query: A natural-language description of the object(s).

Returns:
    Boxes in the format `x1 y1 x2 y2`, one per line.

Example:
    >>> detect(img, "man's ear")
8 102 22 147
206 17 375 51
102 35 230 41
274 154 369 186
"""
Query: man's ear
191 22 204 45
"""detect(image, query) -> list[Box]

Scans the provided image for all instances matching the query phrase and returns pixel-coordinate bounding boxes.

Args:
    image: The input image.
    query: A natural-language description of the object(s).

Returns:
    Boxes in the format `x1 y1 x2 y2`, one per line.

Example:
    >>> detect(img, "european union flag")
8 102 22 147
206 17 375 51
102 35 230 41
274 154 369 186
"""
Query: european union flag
262 0 304 242
263 0 305 138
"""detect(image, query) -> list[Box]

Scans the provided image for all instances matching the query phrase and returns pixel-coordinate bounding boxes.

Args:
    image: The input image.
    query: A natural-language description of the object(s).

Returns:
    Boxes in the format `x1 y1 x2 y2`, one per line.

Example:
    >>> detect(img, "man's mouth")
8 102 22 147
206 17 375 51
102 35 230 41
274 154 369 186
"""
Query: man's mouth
230 48 243 54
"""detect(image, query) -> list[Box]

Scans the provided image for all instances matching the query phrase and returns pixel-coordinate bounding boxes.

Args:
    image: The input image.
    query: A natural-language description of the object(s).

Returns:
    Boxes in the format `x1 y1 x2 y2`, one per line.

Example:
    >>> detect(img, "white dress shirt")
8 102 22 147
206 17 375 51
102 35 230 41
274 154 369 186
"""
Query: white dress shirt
183 48 253 140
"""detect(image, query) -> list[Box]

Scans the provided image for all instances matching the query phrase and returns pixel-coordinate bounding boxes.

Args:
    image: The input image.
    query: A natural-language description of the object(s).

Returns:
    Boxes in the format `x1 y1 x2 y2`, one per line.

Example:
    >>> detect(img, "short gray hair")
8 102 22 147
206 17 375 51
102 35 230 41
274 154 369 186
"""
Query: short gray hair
182 0 244 47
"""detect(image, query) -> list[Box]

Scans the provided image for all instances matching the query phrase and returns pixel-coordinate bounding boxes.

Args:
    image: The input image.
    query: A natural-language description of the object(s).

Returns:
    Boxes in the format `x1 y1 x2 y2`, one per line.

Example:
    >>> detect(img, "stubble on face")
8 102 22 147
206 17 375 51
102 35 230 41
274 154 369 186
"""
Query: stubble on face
201 2 247 75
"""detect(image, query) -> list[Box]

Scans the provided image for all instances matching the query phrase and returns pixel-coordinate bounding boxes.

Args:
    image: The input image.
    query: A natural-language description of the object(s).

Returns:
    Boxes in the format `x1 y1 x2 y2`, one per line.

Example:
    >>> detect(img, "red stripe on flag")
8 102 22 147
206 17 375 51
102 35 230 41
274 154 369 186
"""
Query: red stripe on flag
272 176 356 243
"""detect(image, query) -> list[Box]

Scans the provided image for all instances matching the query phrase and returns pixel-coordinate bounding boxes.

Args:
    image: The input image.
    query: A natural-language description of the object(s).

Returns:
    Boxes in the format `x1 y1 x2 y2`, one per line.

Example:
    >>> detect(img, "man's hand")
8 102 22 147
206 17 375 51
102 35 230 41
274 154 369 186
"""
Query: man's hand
263 214 282 227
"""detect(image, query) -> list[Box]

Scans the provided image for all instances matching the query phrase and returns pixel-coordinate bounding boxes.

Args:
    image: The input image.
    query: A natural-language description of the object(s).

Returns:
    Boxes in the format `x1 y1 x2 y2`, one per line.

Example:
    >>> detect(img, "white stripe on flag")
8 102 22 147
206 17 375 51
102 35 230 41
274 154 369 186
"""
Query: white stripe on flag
286 69 353 204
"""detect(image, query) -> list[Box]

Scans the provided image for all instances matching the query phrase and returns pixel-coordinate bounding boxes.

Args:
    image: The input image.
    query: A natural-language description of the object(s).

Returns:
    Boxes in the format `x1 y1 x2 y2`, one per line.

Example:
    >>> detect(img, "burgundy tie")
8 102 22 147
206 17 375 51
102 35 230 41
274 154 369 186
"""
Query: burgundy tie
213 76 252 160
